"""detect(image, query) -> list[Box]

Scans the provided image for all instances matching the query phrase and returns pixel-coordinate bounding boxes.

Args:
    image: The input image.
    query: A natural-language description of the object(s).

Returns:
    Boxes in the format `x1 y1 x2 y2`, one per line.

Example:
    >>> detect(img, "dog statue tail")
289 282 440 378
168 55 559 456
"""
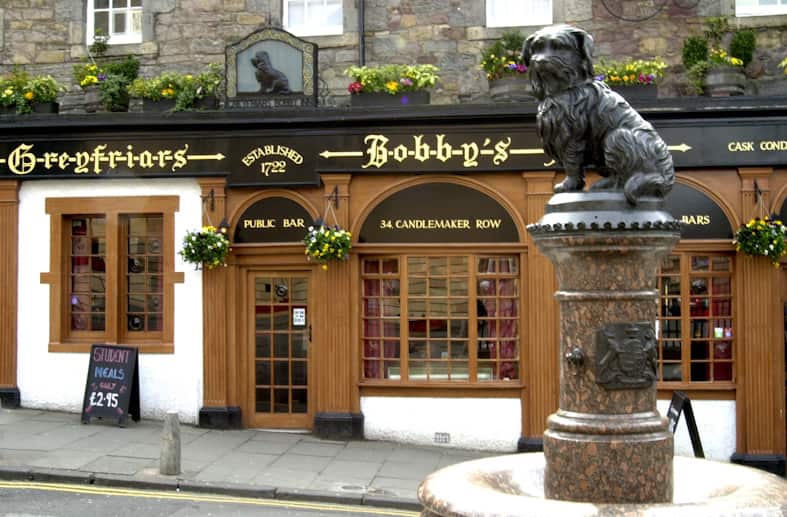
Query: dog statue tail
605 127 675 205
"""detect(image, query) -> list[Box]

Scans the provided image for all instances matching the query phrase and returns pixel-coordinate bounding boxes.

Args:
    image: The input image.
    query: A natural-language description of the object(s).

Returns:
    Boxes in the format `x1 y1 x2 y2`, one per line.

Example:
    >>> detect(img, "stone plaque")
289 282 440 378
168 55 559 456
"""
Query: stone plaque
595 322 657 390
225 27 318 108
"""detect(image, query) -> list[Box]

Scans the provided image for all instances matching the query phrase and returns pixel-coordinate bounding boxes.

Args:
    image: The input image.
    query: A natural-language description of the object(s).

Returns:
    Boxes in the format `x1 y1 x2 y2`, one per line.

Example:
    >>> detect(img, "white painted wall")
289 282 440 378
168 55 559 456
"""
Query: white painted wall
361 396 521 451
657 398 736 462
17 179 204 423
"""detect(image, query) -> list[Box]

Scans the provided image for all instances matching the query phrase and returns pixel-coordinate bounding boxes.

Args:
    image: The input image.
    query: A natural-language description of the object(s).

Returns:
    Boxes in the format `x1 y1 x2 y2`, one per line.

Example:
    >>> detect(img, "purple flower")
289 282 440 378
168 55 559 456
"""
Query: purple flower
515 64 527 73
97 73 107 82
399 77 413 87
595 74 605 82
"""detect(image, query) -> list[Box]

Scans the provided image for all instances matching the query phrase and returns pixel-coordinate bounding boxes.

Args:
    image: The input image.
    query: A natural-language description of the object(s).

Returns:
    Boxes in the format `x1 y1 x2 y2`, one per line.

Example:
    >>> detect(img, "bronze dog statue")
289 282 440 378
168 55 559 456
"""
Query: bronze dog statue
522 25 673 204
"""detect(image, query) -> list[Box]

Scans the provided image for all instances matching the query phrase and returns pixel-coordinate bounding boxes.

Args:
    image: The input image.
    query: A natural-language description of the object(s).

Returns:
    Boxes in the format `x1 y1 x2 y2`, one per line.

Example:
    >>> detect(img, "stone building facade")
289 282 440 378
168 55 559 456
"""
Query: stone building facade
0 0 785 110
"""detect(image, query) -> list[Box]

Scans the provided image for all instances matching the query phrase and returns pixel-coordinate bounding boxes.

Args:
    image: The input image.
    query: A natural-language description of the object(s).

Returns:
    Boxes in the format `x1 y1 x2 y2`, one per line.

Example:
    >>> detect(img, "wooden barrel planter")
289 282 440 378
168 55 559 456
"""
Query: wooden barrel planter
703 67 745 97
350 91 430 107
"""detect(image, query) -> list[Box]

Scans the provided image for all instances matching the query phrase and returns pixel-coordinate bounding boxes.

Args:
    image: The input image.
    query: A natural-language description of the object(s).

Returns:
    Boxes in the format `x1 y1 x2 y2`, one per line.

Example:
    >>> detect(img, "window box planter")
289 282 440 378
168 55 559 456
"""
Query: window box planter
703 66 745 97
488 75 533 102
350 91 430 107
31 102 59 114
142 98 176 112
611 84 659 102
194 95 219 110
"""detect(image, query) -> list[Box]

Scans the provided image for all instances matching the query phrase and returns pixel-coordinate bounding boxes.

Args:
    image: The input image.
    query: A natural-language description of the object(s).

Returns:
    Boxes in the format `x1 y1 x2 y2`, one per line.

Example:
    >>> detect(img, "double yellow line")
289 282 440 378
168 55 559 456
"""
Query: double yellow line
0 481 419 516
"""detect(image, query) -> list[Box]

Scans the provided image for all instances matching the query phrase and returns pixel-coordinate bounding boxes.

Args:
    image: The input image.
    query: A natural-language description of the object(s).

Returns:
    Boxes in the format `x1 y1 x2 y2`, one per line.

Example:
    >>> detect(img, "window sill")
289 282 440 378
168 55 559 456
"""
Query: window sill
49 341 174 354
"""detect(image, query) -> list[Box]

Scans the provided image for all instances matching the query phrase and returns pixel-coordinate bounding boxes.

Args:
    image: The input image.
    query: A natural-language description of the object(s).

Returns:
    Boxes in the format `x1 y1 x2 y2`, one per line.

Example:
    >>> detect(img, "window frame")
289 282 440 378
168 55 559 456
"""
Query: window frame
282 0 343 37
44 196 181 354
735 0 787 17
656 251 736 389
86 0 143 46
485 0 553 28
360 253 523 386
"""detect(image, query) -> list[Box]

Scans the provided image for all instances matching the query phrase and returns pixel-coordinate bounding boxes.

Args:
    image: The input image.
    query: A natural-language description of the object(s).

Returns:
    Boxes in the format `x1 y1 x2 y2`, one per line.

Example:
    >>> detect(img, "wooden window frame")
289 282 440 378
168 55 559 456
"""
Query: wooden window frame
282 0 343 37
361 253 522 386
657 251 736 390
86 0 143 46
43 196 181 354
486 0 553 28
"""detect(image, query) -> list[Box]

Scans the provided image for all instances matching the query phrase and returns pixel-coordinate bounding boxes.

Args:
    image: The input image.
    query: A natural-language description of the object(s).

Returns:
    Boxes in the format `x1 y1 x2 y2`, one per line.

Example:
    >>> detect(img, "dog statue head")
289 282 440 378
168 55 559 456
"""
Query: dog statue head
522 25 596 100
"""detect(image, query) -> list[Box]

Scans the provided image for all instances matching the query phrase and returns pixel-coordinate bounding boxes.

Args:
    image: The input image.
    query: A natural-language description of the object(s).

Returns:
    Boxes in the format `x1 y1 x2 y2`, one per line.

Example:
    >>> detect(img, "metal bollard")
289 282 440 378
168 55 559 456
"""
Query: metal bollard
160 409 181 475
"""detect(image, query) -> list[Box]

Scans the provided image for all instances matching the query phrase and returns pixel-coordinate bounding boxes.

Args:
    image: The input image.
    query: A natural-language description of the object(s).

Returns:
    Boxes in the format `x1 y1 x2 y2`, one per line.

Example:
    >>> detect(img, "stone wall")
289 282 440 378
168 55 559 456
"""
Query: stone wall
0 0 784 110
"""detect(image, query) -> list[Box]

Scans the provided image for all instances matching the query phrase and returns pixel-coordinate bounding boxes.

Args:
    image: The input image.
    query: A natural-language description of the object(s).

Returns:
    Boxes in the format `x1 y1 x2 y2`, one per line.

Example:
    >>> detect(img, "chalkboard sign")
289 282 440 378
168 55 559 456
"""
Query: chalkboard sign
667 391 704 458
81 344 140 426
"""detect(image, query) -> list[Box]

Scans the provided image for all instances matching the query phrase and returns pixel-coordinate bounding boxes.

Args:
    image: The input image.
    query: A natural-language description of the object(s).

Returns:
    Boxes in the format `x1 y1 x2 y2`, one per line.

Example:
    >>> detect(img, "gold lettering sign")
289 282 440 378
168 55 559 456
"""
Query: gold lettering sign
0 143 224 176
726 140 787 153
378 218 504 231
680 215 711 225
241 217 305 229
242 145 304 177
321 134 694 170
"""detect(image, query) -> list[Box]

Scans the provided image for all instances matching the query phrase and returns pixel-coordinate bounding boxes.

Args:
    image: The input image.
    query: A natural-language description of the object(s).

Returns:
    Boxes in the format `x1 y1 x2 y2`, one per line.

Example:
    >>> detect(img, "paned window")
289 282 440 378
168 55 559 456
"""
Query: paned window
283 0 343 37
486 0 552 28
87 0 143 46
45 197 179 353
362 255 520 383
736 0 787 16
657 253 734 384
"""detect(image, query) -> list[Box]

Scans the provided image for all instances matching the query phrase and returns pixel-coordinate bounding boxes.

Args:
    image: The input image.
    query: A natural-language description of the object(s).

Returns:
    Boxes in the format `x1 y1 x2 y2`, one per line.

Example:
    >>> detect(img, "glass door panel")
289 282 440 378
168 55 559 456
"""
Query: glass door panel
252 274 310 428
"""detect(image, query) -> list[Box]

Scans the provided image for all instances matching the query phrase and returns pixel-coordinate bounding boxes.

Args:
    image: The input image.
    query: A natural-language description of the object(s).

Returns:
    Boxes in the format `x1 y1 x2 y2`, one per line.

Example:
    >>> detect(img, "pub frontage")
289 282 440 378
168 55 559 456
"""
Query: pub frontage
0 96 786 472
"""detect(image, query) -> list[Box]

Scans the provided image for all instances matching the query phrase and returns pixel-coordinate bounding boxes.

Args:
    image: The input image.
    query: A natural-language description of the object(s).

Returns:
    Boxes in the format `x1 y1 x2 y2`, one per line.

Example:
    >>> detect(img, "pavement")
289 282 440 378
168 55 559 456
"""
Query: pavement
0 408 498 511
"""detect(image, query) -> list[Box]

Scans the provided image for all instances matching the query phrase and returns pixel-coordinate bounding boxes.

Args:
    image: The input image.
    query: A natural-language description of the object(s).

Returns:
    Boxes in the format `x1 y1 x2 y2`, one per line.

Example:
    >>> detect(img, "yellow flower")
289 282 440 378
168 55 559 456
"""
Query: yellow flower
385 81 399 93
24 91 34 101
321 264 328 270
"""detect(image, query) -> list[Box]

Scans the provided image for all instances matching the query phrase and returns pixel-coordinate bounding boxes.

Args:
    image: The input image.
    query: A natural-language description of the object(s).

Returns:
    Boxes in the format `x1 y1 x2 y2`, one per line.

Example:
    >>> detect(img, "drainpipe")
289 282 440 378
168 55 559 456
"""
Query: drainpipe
358 0 365 65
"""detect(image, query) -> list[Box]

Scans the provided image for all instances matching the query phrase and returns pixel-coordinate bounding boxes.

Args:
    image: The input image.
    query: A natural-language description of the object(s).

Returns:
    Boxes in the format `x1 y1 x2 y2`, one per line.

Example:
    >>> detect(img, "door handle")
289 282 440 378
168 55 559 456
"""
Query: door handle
308 324 312 342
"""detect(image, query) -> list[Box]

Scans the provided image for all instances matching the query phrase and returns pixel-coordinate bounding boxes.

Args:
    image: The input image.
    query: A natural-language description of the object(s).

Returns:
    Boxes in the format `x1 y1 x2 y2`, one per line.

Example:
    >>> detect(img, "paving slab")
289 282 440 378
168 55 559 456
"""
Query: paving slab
80 455 153 475
287 441 344 457
318 459 383 483
252 467 319 489
25 449 103 470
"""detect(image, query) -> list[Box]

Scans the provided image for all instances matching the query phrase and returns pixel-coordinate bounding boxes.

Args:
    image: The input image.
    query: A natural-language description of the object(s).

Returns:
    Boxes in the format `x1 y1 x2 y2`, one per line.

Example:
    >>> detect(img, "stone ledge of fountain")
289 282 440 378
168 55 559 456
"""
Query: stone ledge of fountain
418 453 787 517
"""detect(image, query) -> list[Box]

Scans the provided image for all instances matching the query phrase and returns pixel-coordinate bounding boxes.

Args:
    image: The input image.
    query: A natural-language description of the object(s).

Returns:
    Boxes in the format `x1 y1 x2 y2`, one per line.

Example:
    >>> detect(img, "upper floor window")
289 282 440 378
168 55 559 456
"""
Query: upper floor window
736 0 787 16
283 0 343 37
486 0 552 28
87 0 143 46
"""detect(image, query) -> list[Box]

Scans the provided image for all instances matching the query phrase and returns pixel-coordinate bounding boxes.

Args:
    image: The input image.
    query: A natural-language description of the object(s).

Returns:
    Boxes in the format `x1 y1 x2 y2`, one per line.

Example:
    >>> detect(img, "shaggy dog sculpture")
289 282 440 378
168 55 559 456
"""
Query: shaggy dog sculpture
522 25 674 204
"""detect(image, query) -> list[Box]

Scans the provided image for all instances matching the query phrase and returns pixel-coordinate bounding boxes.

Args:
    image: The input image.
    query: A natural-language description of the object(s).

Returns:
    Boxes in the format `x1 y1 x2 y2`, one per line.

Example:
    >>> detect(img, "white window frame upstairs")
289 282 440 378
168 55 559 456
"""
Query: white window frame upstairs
486 0 553 28
283 0 343 37
86 0 143 47
735 0 787 16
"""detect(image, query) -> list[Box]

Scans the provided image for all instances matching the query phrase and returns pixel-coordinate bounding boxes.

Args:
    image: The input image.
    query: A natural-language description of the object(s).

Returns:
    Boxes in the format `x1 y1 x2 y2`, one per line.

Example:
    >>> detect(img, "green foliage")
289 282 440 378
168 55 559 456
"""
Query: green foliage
780 57 787 75
729 30 756 67
480 30 528 81
594 58 666 86
734 216 787 266
303 225 352 269
179 225 230 269
88 29 110 58
343 64 439 95
0 69 64 113
73 56 139 111
129 63 223 111
682 18 755 95
682 36 709 70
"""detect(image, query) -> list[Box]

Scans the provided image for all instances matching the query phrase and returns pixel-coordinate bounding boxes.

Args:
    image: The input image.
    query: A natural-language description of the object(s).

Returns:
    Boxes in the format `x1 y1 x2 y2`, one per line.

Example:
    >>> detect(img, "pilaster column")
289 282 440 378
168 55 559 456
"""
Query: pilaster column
197 179 239 428
313 174 362 438
734 168 786 466
520 172 558 450
0 181 19 408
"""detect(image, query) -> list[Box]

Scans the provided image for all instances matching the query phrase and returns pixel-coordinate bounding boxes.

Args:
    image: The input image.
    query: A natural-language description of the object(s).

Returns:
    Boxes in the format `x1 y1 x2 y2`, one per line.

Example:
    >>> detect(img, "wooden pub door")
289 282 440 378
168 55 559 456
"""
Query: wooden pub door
249 273 311 429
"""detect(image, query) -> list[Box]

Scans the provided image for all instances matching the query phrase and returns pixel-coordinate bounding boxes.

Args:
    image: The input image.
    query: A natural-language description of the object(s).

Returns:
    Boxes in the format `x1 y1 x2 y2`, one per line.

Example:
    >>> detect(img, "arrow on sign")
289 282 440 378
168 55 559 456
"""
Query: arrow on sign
186 153 226 161
668 143 692 153
320 150 364 159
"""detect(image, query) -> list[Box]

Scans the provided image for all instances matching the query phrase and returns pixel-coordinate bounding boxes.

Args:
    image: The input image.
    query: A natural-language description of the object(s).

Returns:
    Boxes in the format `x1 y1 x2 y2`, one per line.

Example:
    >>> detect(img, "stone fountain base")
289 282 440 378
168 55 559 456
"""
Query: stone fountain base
418 453 787 516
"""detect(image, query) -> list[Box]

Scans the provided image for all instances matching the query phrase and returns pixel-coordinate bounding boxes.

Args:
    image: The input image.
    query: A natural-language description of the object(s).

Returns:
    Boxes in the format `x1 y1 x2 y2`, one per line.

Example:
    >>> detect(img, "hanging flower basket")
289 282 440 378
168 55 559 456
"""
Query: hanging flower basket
179 225 230 269
733 216 787 266
303 225 352 270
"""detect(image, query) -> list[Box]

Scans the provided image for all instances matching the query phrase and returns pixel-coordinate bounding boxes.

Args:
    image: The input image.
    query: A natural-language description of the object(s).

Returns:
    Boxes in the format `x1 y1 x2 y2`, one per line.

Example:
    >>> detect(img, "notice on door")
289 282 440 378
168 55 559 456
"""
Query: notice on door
293 307 306 327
